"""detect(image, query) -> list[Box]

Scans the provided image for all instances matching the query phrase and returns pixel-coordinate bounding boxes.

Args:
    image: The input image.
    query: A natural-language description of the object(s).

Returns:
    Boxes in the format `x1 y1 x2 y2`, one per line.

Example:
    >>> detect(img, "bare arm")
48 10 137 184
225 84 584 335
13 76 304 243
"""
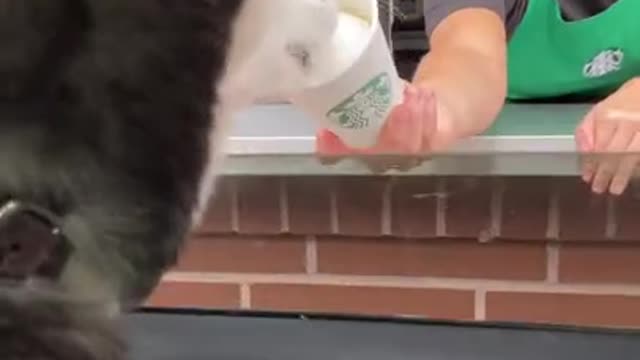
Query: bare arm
414 7 507 138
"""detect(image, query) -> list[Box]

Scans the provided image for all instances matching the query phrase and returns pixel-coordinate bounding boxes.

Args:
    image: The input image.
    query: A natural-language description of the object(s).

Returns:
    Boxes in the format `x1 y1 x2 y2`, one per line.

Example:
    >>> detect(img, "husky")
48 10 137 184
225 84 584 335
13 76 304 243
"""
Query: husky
0 0 339 358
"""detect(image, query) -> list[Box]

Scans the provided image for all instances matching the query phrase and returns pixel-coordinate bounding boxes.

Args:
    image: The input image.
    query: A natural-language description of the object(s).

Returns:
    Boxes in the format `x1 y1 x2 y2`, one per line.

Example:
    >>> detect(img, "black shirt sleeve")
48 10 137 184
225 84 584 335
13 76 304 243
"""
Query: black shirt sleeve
423 0 506 37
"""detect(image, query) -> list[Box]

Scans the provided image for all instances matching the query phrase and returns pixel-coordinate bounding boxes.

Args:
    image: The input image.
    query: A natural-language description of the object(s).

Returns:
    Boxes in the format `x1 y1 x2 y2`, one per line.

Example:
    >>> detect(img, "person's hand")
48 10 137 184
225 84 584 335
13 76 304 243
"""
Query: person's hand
315 82 459 172
576 78 640 195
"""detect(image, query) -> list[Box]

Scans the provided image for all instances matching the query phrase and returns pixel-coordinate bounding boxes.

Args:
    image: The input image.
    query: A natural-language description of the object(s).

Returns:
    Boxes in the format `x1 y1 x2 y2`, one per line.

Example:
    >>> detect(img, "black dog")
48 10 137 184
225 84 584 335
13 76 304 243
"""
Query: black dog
0 0 342 358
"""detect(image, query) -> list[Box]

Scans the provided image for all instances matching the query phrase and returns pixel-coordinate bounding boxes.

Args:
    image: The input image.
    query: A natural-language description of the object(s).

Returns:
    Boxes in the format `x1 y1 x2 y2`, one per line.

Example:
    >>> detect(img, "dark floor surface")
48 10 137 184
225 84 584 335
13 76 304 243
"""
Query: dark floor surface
125 309 640 360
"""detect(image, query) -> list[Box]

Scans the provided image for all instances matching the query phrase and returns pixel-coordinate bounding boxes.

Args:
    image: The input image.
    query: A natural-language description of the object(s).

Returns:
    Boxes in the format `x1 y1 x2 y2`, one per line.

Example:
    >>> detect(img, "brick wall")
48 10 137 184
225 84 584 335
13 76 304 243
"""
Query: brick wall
147 175 640 329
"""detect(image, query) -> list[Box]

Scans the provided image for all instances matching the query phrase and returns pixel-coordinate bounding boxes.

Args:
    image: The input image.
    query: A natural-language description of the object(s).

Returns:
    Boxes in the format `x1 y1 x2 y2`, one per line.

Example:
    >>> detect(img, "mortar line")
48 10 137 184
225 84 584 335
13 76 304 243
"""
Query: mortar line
163 272 640 296
330 184 339 234
606 195 617 240
280 178 290 233
546 182 560 240
489 178 504 240
474 289 487 321
436 178 447 237
546 243 560 283
240 283 251 309
381 178 393 236
305 236 318 274
230 180 240 233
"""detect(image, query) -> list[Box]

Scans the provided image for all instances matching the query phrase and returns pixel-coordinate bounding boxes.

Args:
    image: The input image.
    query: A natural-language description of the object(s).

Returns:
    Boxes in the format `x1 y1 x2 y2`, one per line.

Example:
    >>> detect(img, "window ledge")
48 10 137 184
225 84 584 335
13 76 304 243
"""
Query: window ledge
223 103 591 176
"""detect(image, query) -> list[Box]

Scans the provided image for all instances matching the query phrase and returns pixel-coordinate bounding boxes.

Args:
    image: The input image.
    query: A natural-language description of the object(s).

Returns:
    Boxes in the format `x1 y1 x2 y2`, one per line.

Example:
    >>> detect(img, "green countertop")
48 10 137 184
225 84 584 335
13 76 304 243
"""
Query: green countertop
483 103 589 136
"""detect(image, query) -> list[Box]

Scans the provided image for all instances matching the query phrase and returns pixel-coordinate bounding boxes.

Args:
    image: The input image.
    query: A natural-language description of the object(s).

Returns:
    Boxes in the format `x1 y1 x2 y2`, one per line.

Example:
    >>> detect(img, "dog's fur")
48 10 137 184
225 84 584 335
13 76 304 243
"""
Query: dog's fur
0 0 339 358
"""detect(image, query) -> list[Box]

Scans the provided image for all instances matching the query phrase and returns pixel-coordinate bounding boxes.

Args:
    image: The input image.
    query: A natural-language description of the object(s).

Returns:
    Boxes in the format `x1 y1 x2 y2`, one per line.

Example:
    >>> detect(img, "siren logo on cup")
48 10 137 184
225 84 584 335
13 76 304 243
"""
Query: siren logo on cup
326 72 394 129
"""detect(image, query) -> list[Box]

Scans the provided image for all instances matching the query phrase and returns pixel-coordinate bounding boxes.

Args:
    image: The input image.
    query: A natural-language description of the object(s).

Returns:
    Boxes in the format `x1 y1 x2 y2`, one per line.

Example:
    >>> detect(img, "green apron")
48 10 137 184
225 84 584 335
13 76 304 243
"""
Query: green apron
507 0 640 100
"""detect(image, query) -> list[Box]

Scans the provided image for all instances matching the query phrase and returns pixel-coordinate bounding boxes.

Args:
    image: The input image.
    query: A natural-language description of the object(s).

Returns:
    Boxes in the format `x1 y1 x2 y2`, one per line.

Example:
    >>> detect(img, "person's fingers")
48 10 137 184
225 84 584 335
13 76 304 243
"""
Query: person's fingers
606 121 635 152
358 84 431 171
593 109 618 152
405 85 430 153
315 84 422 158
576 110 595 150
359 96 419 170
609 132 640 195
575 111 596 179
419 88 437 154
315 129 350 166
591 122 634 194
316 129 347 154
377 84 423 154
378 101 419 154
315 83 435 173
390 86 435 168
576 112 596 182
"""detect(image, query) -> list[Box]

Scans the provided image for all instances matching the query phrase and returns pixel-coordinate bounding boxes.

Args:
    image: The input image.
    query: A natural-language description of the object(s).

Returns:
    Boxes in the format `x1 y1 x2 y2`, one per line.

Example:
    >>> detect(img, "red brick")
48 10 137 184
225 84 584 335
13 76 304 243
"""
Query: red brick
177 236 306 273
251 284 474 319
557 178 608 241
615 183 640 241
236 177 283 234
335 177 386 236
501 177 551 240
390 177 438 238
317 238 546 280
486 292 640 328
146 282 240 309
444 177 493 238
559 243 640 284
196 177 234 234
286 177 334 235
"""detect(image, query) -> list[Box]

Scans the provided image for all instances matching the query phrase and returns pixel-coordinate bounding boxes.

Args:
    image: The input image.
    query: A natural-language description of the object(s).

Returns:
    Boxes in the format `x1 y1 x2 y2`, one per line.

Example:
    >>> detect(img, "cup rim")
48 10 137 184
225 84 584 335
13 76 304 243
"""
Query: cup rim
289 0 386 94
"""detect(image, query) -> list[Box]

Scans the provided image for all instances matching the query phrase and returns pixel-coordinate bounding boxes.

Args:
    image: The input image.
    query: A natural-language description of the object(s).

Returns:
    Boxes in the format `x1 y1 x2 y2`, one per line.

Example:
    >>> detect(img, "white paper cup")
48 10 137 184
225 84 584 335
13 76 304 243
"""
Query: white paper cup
289 0 404 148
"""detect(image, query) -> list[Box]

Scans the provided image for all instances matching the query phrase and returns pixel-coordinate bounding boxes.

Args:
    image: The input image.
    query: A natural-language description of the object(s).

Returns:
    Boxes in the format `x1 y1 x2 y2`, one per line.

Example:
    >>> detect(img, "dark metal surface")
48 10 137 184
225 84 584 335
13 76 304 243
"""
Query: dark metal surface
125 309 640 360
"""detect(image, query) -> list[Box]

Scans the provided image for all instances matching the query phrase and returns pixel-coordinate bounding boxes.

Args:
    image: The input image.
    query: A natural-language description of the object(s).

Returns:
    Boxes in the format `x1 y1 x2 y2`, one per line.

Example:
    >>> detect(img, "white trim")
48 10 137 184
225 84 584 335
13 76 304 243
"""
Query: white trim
226 135 577 155
163 272 640 297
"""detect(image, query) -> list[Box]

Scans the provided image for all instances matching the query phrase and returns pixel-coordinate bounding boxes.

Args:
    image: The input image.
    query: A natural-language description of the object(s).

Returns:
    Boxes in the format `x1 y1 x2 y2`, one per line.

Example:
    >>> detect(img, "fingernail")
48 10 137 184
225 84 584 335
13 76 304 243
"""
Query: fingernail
610 180 625 196
592 183 605 194
581 160 595 180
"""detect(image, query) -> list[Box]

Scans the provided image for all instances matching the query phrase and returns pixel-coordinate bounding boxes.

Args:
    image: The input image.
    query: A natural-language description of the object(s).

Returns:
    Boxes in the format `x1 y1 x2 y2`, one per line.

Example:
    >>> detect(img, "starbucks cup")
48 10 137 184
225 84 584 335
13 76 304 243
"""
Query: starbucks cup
289 0 405 149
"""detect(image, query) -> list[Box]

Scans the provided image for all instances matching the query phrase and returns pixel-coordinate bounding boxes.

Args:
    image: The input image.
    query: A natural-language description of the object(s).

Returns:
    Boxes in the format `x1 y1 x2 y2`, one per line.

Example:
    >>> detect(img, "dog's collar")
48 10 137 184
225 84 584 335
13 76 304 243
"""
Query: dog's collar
0 200 73 282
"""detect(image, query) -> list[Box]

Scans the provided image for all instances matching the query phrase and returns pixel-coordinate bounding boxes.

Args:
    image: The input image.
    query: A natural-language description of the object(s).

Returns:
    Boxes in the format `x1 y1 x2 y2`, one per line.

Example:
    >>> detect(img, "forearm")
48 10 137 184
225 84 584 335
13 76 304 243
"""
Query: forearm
411 4 508 138
412 45 507 138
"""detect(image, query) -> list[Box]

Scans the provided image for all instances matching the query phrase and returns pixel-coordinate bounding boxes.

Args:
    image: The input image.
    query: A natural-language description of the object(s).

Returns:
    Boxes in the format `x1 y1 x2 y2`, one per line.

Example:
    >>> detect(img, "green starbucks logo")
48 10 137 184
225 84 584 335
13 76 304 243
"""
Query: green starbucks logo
326 72 393 130
583 47 624 78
